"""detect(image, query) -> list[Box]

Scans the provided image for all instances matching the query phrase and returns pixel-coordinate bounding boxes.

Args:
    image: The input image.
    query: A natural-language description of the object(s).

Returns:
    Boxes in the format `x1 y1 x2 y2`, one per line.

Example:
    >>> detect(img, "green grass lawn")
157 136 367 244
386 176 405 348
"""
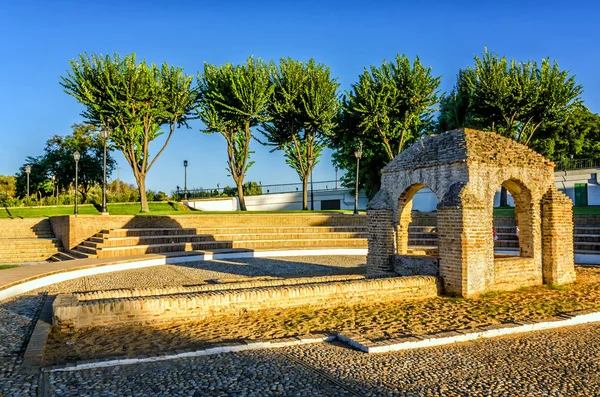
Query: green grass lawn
0 202 364 219
0 264 19 270
0 202 191 219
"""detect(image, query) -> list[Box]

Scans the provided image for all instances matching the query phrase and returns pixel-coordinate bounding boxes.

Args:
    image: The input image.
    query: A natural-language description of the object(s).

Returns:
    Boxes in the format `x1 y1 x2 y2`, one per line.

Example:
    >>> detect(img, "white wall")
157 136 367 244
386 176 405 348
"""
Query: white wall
184 189 369 211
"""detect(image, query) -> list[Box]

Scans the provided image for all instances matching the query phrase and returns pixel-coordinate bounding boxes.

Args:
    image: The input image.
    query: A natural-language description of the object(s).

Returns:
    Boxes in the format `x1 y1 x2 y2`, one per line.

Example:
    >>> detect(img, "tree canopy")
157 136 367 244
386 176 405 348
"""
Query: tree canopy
330 54 441 198
61 52 198 212
261 58 339 210
196 56 273 211
15 124 116 202
438 49 583 146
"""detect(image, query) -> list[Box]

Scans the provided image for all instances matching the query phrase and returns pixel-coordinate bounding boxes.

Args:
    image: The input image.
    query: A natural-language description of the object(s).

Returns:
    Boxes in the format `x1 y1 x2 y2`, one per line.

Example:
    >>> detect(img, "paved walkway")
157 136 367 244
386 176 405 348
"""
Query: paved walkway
39 323 600 396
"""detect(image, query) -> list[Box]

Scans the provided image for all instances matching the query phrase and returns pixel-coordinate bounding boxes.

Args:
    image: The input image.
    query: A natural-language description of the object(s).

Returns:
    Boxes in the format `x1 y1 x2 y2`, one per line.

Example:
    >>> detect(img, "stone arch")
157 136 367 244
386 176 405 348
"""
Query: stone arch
396 183 440 255
498 178 535 257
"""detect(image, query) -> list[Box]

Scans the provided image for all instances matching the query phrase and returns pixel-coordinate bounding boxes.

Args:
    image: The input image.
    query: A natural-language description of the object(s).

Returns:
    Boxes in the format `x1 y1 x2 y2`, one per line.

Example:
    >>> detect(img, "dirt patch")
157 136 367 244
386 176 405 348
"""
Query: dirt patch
44 266 600 365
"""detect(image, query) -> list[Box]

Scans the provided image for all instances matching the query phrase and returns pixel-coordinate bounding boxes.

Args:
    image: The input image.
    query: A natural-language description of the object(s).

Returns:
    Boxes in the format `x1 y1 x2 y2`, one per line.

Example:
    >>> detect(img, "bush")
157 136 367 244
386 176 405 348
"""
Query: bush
154 191 168 201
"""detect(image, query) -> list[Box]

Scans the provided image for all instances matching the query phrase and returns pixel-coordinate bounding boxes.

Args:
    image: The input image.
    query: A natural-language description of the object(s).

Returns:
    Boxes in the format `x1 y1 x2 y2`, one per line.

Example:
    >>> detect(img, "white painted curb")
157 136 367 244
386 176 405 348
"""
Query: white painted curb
47 335 335 372
338 311 600 353
0 249 368 302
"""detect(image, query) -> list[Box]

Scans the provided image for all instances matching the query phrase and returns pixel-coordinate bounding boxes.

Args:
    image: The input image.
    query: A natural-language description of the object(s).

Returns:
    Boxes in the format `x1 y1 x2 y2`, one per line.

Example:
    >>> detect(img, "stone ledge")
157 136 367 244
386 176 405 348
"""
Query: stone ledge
53 275 440 331
43 333 336 373
336 308 600 353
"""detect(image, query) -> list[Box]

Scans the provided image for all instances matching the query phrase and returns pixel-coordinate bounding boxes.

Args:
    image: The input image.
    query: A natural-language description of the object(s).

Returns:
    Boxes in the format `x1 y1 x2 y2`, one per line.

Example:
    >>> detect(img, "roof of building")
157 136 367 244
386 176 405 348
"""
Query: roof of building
382 128 554 173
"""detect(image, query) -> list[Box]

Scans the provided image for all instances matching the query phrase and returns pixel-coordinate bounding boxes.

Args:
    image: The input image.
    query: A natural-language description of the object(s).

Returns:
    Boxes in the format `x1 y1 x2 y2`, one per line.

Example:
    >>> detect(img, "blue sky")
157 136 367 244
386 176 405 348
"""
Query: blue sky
1 0 598 193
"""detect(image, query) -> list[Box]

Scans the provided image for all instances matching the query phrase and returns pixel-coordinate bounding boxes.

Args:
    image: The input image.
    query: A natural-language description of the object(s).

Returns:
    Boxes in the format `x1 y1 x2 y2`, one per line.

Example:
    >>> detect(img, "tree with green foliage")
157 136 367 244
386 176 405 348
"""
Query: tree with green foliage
531 105 600 162
261 58 339 210
331 54 441 198
15 124 116 202
61 53 198 212
0 175 16 204
438 49 583 145
196 57 273 211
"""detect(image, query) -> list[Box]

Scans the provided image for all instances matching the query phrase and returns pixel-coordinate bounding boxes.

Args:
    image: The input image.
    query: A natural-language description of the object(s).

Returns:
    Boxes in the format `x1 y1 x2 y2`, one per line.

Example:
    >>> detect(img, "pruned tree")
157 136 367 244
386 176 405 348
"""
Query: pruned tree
330 54 440 198
261 58 339 210
439 48 583 145
196 57 273 211
61 53 198 212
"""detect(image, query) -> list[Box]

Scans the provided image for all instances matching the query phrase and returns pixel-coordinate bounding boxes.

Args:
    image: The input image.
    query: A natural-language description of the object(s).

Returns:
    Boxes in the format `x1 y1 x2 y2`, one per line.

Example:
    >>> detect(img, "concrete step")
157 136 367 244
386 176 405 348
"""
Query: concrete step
74 245 98 255
93 232 368 248
96 241 233 258
94 238 368 258
100 226 367 238
574 227 600 234
573 234 600 242
408 226 437 233
231 238 367 249
574 242 600 251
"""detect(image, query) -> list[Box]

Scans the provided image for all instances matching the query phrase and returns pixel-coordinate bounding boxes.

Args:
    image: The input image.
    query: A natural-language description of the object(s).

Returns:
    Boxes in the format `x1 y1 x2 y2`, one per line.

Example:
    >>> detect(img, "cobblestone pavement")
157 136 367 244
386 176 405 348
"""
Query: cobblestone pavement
0 293 43 396
42 323 600 397
2 257 599 396
44 256 366 294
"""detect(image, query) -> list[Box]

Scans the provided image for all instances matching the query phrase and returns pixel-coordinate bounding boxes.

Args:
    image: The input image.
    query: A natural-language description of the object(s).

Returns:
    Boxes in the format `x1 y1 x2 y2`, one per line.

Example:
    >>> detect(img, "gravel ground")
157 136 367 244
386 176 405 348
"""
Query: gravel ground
44 256 366 294
43 323 600 396
0 293 44 396
2 256 600 396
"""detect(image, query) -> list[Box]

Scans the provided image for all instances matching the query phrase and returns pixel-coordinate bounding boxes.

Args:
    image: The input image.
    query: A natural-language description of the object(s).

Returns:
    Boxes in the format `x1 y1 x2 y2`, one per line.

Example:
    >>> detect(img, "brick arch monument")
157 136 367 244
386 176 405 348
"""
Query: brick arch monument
367 128 576 297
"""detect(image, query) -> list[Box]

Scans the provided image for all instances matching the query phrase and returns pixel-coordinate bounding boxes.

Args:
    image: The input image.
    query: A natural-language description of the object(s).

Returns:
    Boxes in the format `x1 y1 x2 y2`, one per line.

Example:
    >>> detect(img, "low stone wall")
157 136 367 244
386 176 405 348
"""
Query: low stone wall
74 274 371 301
53 275 440 331
0 218 54 238
50 214 367 250
393 255 439 276
494 256 542 290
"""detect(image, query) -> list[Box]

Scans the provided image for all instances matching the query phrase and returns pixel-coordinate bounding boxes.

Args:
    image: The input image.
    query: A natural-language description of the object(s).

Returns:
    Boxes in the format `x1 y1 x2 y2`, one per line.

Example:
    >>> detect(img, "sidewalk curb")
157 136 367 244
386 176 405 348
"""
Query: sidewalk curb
336 309 600 353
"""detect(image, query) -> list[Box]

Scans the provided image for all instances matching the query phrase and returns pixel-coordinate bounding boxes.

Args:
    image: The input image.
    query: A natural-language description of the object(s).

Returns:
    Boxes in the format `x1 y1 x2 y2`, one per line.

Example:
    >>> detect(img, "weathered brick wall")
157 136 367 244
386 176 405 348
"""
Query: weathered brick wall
367 128 574 297
393 255 439 276
0 218 54 238
366 208 395 272
51 214 367 250
542 187 576 285
74 273 370 301
494 256 541 290
53 275 440 331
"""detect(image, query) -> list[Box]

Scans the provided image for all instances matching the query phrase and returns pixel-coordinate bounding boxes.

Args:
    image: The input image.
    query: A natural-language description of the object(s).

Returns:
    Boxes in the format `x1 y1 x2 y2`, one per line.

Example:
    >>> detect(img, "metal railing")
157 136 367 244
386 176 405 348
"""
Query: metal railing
175 180 344 200
555 158 600 172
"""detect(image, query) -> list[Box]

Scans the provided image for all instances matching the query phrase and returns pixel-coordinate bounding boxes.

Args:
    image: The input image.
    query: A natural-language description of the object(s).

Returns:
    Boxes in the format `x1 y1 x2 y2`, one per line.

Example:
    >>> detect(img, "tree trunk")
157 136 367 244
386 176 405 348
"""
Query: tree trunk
236 179 247 211
302 177 309 210
137 175 150 213
500 186 508 207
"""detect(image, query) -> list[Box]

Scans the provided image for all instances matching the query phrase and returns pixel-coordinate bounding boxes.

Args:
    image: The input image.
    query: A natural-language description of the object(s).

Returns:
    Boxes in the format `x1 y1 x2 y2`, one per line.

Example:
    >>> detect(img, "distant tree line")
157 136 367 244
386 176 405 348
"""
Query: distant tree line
10 48 594 212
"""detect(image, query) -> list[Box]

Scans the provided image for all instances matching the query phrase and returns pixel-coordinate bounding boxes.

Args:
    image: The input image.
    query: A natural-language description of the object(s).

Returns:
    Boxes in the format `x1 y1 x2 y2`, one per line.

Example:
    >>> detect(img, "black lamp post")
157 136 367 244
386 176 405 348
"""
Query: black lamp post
308 158 314 210
73 151 80 215
25 165 31 204
51 175 56 207
183 160 188 200
101 123 110 214
353 141 363 215
335 166 338 190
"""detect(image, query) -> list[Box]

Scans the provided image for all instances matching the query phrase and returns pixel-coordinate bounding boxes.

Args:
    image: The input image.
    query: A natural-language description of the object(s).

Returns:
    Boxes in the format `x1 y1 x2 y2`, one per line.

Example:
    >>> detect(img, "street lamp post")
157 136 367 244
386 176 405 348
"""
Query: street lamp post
25 165 31 205
308 158 314 210
183 160 188 200
335 167 338 190
353 141 363 215
51 175 56 207
101 123 110 215
73 151 80 215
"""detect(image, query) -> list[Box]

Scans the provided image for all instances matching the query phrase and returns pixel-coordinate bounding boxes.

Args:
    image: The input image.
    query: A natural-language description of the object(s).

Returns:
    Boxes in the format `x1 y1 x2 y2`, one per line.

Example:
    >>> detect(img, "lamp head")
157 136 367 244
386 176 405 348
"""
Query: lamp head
354 141 363 159
73 151 80 161
184 160 188 167
25 166 31 174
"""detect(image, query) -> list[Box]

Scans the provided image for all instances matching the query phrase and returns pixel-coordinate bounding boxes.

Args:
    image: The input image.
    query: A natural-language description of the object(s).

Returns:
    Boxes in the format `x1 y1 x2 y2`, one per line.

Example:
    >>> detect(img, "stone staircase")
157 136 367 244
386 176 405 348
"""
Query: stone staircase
0 218 62 263
408 225 600 254
52 226 369 260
